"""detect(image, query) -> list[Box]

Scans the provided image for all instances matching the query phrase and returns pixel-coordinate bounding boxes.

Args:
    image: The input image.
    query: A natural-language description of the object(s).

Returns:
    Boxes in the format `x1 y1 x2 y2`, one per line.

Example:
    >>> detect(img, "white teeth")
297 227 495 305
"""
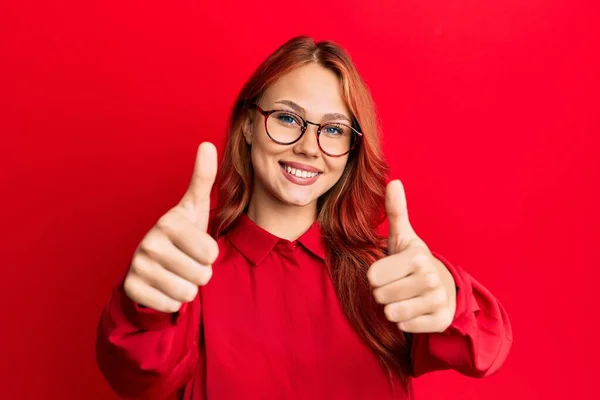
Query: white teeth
284 164 318 179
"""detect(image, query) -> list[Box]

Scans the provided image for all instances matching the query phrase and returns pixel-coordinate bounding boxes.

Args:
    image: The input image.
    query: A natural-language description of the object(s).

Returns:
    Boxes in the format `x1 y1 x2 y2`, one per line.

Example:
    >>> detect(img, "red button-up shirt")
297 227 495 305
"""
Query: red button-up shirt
96 214 512 399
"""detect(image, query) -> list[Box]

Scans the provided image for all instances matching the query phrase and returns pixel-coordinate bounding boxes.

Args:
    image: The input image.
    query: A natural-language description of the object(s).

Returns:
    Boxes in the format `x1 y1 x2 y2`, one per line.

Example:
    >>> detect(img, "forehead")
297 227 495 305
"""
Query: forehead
260 63 350 117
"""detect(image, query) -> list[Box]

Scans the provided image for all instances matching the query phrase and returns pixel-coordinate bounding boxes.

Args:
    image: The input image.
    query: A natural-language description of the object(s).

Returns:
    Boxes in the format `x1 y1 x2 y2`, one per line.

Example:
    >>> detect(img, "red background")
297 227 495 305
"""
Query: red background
1 1 598 399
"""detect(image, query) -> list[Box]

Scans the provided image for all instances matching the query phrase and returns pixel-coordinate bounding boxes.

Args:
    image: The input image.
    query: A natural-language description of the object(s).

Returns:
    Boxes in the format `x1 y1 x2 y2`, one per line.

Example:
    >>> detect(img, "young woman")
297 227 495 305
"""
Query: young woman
96 36 512 400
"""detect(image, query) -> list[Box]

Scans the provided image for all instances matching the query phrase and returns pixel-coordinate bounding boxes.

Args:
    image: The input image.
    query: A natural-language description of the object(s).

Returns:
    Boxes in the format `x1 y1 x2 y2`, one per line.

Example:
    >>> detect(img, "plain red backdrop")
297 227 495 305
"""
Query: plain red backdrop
1 0 598 399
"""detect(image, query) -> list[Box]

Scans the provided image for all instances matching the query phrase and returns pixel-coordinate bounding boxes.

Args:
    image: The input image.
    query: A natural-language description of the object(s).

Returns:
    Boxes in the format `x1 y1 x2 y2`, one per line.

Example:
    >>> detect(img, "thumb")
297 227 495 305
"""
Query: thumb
386 179 418 254
180 142 218 231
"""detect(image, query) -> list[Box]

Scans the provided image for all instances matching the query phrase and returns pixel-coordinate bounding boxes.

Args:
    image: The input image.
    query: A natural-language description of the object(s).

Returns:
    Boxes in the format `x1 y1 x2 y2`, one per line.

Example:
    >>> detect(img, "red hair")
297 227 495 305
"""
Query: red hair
210 36 411 388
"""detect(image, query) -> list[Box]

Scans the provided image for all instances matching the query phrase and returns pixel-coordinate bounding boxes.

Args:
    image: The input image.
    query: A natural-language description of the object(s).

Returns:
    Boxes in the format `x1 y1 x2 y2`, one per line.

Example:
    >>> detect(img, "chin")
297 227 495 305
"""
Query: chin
278 190 318 208
281 196 314 207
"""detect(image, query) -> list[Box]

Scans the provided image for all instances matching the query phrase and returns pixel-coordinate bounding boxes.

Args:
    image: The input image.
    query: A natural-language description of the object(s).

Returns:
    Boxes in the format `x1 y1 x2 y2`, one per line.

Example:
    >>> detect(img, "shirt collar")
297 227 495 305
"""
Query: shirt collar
226 213 326 265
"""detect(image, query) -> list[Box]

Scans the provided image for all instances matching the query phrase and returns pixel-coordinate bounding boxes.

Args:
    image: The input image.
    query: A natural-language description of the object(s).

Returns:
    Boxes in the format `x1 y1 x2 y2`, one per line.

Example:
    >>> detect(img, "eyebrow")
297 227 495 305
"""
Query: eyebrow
274 100 352 123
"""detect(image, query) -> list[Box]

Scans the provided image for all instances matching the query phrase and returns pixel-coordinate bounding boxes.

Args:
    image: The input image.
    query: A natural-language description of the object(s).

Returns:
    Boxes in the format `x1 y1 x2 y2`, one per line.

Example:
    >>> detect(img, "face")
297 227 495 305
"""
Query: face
244 63 351 209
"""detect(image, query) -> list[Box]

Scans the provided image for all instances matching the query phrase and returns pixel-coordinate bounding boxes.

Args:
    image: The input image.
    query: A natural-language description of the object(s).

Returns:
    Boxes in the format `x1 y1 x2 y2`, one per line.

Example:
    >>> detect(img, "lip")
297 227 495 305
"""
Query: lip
279 161 322 173
279 163 321 186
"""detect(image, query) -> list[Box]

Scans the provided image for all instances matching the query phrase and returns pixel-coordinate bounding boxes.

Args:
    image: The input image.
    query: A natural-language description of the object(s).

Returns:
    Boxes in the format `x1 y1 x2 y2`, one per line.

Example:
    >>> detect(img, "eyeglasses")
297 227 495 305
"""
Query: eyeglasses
251 104 363 157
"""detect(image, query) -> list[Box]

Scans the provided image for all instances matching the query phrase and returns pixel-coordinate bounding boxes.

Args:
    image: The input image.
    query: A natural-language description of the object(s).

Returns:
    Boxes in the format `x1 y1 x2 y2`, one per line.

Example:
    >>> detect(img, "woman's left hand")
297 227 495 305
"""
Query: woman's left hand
367 180 457 334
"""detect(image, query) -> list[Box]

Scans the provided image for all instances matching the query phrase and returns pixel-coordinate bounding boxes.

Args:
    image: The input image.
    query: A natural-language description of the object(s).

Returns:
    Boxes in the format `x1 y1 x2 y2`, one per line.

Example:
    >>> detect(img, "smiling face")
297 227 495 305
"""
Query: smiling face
243 63 352 211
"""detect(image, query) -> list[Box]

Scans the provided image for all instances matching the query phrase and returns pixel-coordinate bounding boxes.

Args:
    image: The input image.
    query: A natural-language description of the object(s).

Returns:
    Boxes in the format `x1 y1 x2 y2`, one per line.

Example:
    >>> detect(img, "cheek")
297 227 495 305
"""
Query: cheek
250 147 268 179
327 159 348 180
249 139 280 180
318 160 348 194
252 126 279 155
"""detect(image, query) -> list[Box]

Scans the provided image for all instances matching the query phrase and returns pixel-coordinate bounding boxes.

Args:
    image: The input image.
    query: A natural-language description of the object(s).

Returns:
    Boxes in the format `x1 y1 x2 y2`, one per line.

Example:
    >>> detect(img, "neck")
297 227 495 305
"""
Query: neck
246 184 317 241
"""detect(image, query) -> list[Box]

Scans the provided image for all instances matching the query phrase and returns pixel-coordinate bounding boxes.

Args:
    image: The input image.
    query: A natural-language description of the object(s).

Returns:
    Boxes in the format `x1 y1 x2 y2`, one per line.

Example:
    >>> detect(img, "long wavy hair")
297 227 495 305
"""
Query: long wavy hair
210 36 412 388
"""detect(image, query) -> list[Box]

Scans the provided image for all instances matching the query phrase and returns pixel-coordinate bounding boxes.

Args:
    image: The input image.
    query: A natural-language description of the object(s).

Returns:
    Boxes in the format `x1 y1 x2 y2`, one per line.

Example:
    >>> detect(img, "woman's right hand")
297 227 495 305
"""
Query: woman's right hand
123 142 219 313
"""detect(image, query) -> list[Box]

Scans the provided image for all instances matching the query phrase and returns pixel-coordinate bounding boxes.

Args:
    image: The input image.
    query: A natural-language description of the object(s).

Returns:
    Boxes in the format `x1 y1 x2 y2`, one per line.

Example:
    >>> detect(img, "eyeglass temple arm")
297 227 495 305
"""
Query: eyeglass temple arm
249 103 270 117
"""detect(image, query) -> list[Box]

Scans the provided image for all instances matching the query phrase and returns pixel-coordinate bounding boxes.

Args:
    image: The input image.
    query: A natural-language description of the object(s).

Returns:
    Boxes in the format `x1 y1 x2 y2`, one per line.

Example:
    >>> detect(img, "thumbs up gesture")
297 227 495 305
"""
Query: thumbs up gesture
367 180 457 333
123 142 219 313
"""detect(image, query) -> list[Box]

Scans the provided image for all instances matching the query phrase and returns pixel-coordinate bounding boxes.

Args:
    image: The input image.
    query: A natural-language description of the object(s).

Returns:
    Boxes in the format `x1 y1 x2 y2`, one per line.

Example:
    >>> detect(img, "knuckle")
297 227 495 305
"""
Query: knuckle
124 276 153 308
439 314 450 328
424 273 440 289
199 236 219 264
430 290 447 307
411 249 430 266
185 285 199 302
384 303 401 322
197 267 213 286
139 236 162 258
208 240 220 264
186 271 203 286
161 299 182 313
176 282 198 303
156 214 177 235
131 255 159 283
443 310 454 327
372 288 385 304
184 262 210 286
123 274 138 299
129 256 144 275
367 265 379 286
398 320 416 332
434 311 453 332
413 257 428 272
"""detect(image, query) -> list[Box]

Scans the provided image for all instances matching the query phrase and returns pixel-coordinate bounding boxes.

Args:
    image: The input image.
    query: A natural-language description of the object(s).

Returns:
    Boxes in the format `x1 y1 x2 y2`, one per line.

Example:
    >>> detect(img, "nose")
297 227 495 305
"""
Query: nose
293 123 321 158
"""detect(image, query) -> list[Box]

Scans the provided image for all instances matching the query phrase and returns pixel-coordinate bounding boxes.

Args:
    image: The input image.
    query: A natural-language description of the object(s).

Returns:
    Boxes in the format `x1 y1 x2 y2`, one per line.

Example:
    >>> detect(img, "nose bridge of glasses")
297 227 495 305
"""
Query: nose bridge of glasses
296 120 321 150
304 119 322 135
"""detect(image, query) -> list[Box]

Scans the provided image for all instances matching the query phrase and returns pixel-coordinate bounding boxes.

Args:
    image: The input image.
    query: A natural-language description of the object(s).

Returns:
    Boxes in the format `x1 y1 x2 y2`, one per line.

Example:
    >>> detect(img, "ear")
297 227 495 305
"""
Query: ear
243 111 254 145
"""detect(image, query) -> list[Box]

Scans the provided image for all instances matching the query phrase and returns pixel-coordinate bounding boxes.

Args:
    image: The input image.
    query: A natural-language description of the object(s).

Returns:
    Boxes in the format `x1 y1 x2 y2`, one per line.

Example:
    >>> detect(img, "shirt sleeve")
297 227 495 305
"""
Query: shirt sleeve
410 253 513 378
95 276 201 400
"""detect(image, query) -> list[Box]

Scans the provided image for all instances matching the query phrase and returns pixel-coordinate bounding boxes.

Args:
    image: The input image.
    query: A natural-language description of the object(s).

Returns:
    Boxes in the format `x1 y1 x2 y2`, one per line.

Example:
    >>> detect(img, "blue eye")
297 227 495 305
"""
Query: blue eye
323 124 346 136
275 112 300 126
